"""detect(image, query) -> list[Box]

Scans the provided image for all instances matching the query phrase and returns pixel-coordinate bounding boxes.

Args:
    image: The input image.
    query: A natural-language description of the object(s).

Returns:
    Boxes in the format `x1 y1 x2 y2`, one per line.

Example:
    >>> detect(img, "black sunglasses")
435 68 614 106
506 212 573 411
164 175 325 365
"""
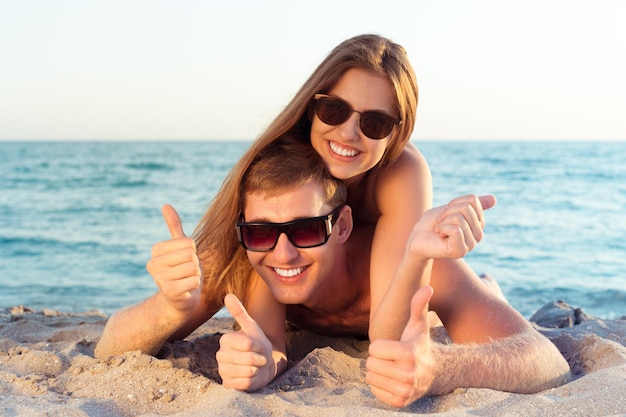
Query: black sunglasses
313 94 402 140
236 206 343 252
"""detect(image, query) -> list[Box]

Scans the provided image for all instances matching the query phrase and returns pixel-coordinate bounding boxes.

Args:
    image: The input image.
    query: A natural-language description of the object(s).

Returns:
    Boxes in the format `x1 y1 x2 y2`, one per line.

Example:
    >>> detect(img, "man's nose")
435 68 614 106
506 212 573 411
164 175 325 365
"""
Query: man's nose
271 233 299 262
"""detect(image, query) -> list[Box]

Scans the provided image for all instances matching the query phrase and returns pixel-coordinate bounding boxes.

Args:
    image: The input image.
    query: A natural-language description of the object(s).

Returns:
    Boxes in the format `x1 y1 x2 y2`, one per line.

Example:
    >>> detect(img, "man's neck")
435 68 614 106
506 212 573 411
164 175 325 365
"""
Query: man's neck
302 226 372 314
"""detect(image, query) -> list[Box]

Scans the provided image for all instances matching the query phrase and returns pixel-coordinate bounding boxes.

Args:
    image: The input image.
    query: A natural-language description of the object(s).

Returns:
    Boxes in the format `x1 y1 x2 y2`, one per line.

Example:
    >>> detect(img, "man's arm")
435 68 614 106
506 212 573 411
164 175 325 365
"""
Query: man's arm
430 259 571 392
95 292 215 357
95 204 215 357
366 270 571 407
428 325 570 396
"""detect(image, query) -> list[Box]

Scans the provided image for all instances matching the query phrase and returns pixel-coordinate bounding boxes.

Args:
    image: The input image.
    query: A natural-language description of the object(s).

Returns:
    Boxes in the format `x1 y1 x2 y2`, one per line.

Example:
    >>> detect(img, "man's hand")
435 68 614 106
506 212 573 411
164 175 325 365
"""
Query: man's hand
146 204 203 315
408 194 496 260
217 294 276 392
366 286 436 407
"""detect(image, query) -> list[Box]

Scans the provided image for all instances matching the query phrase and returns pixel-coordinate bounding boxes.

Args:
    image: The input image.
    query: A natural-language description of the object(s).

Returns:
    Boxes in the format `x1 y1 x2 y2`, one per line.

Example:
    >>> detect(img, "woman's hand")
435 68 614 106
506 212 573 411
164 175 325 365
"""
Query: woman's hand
407 194 496 260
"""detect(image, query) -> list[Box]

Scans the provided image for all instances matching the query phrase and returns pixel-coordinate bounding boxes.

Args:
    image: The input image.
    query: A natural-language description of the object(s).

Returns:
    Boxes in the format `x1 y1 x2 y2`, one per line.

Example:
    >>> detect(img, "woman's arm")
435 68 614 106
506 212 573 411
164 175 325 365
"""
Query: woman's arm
368 145 433 340
368 146 496 341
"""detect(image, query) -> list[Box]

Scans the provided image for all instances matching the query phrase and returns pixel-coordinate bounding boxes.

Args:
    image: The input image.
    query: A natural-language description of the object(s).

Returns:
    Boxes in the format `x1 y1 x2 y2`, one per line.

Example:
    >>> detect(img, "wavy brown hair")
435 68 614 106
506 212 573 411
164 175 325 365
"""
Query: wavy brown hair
193 34 417 303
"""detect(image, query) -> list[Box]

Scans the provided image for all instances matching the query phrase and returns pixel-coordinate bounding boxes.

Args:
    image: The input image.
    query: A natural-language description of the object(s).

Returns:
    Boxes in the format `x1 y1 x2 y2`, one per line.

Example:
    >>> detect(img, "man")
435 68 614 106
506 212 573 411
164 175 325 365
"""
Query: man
95 139 570 407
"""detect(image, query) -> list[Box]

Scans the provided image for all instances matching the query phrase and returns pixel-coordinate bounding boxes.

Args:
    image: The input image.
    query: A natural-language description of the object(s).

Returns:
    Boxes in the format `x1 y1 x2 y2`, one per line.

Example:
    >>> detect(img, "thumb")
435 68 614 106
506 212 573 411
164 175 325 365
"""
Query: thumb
400 286 434 342
162 204 186 239
224 293 265 340
479 194 497 211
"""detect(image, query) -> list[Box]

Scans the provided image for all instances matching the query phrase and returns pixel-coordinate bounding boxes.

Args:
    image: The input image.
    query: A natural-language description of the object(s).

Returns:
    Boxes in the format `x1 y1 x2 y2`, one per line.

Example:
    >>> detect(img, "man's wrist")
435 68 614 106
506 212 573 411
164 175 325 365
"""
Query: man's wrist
425 342 456 397
154 292 194 329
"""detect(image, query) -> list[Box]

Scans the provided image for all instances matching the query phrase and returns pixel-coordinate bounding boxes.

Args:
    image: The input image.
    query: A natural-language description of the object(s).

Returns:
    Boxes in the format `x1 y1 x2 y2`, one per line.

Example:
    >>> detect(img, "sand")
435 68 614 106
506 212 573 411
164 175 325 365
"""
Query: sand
1 301 625 417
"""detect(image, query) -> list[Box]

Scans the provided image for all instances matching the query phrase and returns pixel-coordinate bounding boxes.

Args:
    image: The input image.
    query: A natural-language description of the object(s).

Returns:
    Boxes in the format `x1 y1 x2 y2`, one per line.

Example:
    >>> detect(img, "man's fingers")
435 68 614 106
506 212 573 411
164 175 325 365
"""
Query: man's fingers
366 356 417 408
224 294 265 340
368 379 412 409
162 204 186 239
368 339 408 361
400 286 434 343
217 336 268 366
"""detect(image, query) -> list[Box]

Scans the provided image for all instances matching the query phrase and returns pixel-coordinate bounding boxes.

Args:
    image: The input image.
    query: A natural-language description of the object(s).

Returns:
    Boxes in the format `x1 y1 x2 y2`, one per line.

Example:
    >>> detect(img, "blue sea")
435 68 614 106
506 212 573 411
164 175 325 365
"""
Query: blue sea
1 141 624 319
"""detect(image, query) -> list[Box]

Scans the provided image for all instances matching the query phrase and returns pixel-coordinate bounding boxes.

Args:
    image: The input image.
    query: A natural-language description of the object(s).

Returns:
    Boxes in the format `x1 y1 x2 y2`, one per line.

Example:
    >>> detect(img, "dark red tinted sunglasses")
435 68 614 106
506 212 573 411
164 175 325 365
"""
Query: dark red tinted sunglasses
236 206 343 252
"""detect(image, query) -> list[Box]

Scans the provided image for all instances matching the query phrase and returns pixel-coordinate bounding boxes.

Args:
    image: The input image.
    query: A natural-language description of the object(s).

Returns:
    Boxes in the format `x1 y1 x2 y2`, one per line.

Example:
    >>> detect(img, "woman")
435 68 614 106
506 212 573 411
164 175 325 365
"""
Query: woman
193 34 493 340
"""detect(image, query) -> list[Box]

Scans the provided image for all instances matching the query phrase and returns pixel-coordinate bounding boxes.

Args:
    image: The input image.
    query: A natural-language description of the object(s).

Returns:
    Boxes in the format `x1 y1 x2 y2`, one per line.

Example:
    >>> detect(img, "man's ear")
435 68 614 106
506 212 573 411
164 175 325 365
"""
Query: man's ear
335 205 353 243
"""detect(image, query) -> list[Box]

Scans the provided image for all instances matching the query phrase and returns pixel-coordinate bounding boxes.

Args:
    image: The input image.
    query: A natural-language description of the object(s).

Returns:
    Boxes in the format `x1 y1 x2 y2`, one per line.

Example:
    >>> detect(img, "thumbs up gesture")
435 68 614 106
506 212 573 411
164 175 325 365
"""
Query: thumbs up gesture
216 294 275 392
366 286 436 407
146 204 203 315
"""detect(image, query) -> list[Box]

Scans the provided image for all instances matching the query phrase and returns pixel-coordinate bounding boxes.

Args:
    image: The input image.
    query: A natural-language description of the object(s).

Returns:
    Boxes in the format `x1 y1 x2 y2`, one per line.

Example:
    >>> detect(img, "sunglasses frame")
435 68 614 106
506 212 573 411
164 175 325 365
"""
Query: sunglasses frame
236 205 344 252
313 93 402 140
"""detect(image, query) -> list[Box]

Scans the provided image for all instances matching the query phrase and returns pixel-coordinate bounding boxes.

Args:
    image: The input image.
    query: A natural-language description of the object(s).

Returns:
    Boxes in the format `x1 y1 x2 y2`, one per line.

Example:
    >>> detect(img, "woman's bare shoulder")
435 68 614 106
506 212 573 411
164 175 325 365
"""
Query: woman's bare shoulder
376 143 431 201
392 142 429 172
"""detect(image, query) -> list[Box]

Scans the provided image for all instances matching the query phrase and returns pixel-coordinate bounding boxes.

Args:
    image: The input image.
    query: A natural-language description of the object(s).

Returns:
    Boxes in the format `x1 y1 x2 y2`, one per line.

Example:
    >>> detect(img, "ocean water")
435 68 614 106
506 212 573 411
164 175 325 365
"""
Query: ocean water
1 141 624 319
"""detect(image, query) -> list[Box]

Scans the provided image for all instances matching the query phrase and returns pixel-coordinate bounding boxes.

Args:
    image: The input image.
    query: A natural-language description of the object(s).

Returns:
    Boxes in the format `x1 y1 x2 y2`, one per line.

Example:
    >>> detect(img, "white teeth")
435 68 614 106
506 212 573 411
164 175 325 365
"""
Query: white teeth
273 267 305 277
330 141 358 157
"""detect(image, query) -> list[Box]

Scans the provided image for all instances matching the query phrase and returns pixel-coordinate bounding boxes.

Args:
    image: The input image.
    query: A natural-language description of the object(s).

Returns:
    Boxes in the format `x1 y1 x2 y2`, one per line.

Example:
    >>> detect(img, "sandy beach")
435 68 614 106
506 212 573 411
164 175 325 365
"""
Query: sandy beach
1 301 624 417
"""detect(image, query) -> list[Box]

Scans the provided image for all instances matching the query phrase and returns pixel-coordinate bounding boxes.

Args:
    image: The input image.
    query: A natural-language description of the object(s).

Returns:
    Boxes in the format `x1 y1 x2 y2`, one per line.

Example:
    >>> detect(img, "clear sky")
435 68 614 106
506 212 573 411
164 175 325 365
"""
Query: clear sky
1 0 625 141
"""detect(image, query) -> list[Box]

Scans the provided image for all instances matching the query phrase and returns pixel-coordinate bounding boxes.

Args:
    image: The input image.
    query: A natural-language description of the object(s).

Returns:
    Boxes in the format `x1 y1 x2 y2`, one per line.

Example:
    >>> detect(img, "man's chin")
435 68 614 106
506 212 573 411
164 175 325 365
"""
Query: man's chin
272 289 308 306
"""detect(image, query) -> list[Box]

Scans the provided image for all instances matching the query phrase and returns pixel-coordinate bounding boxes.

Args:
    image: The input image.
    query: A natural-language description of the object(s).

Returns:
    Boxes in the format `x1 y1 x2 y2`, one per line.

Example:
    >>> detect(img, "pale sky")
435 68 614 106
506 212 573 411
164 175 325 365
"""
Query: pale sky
1 0 625 141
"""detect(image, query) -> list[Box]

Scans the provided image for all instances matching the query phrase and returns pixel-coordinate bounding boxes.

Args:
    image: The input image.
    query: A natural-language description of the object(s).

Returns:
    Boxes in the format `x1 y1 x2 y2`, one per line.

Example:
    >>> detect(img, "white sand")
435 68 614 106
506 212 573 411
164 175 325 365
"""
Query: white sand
1 303 625 417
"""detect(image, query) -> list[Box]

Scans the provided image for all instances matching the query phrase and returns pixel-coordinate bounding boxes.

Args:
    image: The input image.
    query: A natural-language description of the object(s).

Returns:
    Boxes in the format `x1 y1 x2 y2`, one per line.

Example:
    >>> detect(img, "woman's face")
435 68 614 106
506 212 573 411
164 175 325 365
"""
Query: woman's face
310 67 399 181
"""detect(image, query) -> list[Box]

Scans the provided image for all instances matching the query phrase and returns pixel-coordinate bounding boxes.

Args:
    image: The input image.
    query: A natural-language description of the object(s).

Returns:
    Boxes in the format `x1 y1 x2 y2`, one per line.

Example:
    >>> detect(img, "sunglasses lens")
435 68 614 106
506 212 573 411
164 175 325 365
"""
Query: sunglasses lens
315 96 397 140
237 207 342 252
288 220 328 247
315 97 351 125
360 113 395 139
239 219 327 251
241 225 278 251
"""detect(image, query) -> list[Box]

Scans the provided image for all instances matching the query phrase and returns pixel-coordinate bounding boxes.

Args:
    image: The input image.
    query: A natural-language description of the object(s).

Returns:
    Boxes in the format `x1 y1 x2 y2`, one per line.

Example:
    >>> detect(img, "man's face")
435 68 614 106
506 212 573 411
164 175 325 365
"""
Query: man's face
242 181 340 306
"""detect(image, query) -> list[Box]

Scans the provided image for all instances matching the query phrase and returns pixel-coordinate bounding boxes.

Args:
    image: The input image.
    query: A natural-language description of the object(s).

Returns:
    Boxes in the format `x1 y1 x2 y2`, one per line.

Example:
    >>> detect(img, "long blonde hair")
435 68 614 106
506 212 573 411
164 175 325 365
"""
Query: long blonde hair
193 34 417 302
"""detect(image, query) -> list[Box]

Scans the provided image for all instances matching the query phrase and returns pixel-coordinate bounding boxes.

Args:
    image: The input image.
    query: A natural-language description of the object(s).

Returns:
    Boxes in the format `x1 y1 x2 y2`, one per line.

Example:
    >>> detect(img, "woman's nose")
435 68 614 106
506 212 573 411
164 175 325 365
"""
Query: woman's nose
337 112 361 141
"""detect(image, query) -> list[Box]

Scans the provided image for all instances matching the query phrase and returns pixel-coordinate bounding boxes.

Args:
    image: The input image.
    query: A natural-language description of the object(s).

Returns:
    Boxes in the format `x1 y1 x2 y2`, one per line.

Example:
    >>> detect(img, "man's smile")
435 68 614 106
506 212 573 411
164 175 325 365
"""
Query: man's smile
272 266 308 278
